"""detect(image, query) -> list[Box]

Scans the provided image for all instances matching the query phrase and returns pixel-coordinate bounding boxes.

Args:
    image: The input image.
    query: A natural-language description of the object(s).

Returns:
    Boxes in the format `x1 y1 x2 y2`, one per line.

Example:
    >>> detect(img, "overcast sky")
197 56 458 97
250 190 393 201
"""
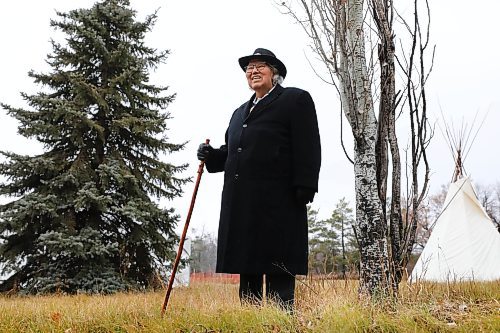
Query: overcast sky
1 0 499 236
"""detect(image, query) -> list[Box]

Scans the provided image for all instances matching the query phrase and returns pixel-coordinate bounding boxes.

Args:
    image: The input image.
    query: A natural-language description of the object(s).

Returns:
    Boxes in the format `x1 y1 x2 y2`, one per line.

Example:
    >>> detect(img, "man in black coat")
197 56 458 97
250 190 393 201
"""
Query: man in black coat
197 48 321 311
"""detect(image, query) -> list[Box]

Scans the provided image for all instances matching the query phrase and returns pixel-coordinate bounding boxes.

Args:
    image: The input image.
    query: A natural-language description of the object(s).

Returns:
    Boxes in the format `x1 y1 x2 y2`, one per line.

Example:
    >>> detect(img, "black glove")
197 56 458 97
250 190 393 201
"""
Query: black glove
295 186 316 205
197 143 213 161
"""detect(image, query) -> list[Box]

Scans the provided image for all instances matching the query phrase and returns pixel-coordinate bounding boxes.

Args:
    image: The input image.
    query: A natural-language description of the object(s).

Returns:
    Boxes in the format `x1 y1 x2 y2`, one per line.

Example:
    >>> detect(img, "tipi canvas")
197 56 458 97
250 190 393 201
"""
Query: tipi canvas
410 176 500 282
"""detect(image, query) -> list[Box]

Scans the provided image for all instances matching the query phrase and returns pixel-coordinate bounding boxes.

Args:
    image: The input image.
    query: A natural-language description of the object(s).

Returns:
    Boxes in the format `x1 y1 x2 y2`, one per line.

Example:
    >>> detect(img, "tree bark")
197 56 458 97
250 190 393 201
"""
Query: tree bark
339 0 390 296
371 0 403 292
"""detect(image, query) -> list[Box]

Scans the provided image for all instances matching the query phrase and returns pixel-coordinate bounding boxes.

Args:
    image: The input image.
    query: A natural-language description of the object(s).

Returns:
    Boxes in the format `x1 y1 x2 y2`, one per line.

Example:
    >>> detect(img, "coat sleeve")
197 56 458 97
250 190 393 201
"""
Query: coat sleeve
205 130 228 173
290 90 321 191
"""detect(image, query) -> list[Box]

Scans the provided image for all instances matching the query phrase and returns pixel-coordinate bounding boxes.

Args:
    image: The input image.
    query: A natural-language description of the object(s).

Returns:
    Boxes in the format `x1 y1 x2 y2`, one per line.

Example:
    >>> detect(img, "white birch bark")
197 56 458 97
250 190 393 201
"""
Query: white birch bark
340 0 390 296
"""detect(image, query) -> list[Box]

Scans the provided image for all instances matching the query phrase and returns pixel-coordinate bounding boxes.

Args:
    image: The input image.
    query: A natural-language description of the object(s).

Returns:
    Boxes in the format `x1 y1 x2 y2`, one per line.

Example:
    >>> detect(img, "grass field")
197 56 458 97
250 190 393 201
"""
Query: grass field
0 279 499 332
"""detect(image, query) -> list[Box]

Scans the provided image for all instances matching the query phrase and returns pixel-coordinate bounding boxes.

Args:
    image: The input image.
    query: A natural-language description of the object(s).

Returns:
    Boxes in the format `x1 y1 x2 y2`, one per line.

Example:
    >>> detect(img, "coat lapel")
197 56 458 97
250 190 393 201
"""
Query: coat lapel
244 85 284 121
242 99 253 120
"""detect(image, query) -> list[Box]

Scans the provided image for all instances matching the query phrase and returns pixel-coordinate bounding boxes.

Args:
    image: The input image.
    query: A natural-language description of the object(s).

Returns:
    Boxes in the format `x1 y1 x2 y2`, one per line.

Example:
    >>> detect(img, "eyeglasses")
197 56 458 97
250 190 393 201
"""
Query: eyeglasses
245 63 268 73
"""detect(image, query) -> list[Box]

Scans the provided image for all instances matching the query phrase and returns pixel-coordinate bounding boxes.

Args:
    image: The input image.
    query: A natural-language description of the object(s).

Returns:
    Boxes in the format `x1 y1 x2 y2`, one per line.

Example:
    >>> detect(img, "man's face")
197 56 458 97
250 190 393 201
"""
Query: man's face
245 59 273 95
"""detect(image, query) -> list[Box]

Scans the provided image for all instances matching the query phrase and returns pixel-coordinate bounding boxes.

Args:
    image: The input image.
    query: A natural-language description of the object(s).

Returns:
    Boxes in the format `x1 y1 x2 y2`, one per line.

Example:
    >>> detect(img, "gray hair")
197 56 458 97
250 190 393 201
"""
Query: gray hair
269 64 284 85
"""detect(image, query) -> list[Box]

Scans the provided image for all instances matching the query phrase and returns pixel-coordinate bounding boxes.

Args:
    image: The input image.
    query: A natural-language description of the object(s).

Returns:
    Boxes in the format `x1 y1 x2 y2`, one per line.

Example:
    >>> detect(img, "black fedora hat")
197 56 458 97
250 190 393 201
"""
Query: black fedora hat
238 48 287 78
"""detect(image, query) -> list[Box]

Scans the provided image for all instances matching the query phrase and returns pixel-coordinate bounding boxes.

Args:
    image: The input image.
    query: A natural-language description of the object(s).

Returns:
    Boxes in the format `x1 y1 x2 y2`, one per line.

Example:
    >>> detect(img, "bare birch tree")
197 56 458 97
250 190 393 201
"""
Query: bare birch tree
279 0 433 297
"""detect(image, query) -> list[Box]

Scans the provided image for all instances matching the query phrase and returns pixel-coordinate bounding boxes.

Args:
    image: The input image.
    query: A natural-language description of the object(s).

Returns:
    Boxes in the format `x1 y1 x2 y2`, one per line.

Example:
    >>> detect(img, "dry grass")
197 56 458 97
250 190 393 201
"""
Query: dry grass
0 279 498 332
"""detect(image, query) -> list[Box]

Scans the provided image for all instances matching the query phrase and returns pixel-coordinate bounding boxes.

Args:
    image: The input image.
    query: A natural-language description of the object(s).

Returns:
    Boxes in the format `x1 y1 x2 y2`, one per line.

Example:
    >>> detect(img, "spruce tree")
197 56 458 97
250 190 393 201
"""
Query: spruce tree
308 199 357 276
308 205 340 274
0 0 187 294
328 198 356 278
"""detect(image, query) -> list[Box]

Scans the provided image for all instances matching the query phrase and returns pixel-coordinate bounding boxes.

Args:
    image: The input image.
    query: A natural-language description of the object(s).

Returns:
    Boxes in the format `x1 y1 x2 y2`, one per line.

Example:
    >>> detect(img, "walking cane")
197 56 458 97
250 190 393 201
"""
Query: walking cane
161 138 210 317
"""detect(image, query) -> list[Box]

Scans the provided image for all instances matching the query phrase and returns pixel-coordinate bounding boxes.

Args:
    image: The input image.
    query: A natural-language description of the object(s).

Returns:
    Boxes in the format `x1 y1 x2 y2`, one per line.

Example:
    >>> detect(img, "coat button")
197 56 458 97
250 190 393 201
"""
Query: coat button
237 147 242 153
243 124 248 128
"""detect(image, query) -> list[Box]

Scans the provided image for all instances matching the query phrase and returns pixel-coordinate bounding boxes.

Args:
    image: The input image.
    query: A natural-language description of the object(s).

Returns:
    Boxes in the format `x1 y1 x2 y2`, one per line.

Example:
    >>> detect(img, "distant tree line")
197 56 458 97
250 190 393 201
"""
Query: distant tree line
189 230 217 273
190 184 500 279
189 199 361 279
476 182 500 232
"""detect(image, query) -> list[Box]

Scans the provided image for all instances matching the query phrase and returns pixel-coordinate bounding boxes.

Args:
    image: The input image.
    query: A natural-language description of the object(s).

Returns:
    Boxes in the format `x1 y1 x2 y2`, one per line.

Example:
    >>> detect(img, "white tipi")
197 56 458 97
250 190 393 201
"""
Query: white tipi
410 176 500 281
410 118 500 282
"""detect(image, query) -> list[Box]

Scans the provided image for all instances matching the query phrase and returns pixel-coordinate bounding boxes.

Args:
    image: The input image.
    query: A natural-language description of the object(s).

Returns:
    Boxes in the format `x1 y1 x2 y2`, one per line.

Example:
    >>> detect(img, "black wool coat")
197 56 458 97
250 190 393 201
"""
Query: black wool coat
205 84 321 275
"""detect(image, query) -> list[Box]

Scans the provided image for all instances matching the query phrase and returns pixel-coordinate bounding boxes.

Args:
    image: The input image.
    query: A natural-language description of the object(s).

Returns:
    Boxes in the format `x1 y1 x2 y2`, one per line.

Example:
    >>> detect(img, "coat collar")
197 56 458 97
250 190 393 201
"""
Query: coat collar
244 84 284 120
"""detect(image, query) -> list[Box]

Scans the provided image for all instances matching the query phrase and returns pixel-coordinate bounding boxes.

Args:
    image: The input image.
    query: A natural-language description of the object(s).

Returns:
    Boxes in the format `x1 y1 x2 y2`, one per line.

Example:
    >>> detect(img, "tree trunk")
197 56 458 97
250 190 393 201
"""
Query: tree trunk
353 129 390 296
371 0 403 293
338 0 390 297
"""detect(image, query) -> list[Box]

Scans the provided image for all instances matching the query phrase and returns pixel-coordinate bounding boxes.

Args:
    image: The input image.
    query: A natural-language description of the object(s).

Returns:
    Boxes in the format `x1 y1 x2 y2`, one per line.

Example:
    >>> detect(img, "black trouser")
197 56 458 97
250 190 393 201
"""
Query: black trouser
239 273 295 312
